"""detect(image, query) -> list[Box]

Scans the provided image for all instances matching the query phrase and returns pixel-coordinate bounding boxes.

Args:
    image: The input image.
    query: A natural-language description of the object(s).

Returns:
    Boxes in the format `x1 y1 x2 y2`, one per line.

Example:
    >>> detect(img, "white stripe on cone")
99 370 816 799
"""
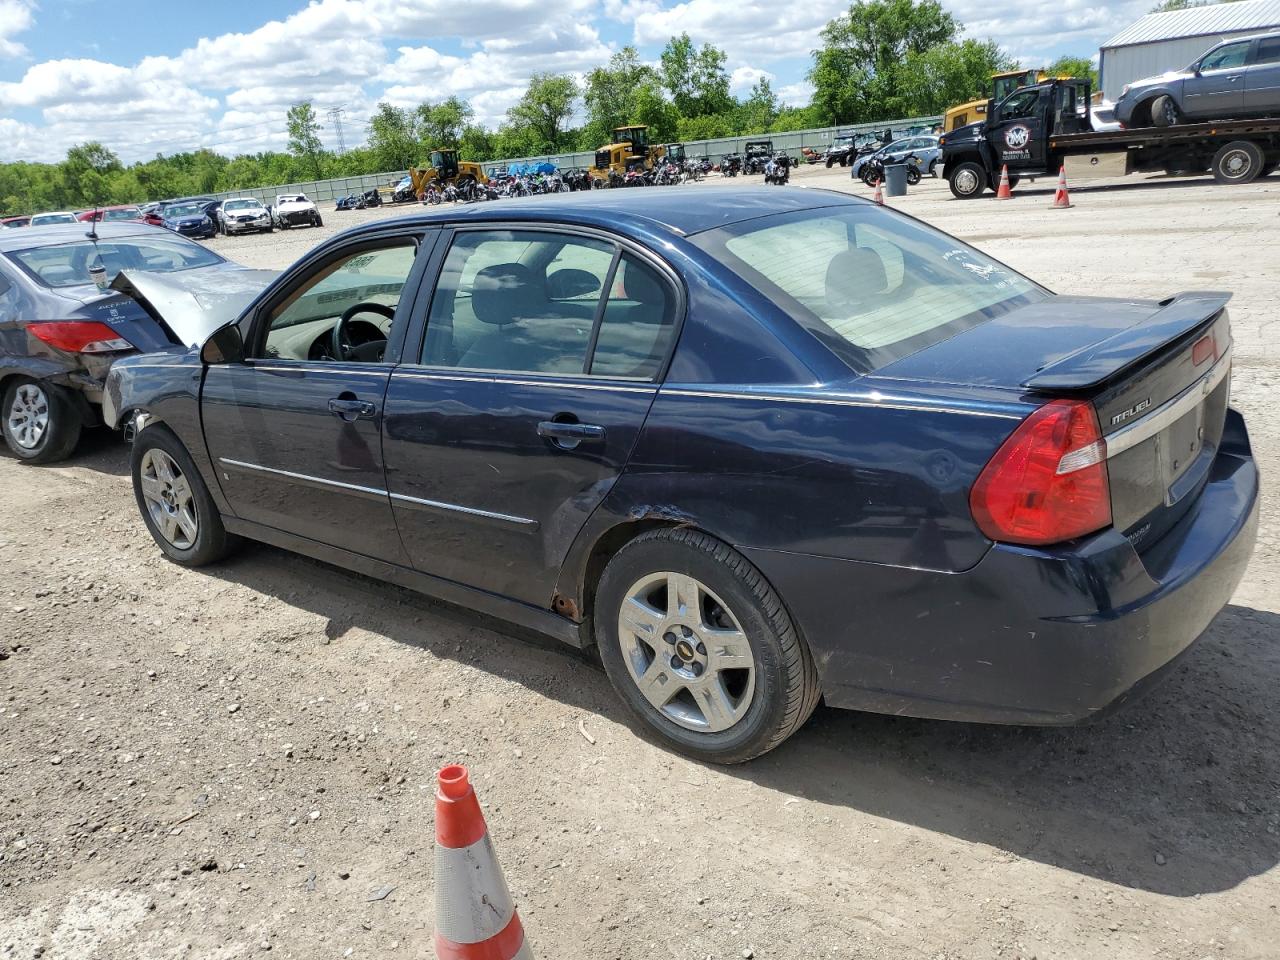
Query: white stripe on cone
435 834 517 944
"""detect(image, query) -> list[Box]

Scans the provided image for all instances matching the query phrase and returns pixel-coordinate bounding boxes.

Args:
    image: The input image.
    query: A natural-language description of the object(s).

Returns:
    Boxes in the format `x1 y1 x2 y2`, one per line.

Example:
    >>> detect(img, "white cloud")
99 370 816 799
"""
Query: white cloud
631 0 847 62
0 0 34 57
730 66 773 97
777 80 813 108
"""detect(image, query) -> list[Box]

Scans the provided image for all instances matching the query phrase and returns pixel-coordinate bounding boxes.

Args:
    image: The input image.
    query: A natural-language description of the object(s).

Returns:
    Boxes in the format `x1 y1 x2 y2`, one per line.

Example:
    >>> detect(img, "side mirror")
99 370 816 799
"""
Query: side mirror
201 324 243 365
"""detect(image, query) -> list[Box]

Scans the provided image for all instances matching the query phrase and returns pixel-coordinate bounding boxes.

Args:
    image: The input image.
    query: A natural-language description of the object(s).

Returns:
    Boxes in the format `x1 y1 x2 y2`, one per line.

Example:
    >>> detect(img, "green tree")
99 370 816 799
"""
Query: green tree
1044 54 1098 86
286 101 325 178
582 46 660 146
894 39 1015 116
506 73 578 152
459 124 495 162
367 102 419 171
1151 0 1242 10
417 96 474 149
738 77 780 133
811 0 961 123
659 33 733 118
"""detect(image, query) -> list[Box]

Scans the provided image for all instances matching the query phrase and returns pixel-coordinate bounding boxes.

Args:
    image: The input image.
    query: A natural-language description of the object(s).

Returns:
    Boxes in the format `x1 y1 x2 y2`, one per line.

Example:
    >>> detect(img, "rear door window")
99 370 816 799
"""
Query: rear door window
1253 37 1280 65
698 206 1046 372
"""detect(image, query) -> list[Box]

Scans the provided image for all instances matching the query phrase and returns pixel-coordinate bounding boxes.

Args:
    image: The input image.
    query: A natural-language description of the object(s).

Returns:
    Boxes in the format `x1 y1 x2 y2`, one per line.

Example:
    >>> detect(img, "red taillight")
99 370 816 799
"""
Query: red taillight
970 399 1111 546
1192 333 1217 366
28 321 133 354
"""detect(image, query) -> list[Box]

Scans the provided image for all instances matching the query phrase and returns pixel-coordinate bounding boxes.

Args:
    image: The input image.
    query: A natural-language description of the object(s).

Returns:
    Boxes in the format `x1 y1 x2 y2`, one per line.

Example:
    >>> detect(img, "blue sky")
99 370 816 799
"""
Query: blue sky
0 0 1154 163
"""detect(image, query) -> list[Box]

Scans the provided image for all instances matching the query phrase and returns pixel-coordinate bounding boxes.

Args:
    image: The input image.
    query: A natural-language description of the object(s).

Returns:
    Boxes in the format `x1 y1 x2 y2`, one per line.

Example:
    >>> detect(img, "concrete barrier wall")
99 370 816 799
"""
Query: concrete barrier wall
207 115 943 205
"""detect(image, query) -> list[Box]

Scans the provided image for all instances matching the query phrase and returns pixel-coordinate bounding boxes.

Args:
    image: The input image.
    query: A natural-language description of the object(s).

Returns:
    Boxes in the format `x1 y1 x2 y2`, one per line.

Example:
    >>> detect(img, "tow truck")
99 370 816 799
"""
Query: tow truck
940 77 1280 198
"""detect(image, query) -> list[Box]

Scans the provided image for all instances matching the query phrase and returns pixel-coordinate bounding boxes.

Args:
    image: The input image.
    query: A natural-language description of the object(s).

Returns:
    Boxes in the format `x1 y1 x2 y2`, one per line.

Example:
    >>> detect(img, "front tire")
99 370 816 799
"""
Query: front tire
2 377 81 463
594 528 820 764
131 425 239 567
1151 95 1180 128
948 161 988 198
313 214 323 227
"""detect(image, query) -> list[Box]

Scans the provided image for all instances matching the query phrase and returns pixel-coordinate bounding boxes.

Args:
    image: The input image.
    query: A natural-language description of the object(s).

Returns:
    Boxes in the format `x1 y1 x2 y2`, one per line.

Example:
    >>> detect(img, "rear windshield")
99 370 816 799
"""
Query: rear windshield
695 205 1047 372
9 236 223 288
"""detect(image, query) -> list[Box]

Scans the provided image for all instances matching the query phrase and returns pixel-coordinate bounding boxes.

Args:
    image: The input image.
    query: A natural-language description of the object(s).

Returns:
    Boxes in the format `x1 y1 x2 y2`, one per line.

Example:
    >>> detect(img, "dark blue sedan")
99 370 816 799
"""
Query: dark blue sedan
102 188 1259 763
161 202 216 240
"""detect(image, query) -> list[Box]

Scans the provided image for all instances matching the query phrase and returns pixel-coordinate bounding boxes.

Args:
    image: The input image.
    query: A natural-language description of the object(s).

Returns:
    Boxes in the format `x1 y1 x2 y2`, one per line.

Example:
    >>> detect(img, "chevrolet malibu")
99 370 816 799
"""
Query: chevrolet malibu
102 189 1259 764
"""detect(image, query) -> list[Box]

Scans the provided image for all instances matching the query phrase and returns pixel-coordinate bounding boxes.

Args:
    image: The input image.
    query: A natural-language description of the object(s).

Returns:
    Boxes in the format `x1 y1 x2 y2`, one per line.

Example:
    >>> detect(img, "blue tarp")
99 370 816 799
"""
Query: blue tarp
503 161 558 176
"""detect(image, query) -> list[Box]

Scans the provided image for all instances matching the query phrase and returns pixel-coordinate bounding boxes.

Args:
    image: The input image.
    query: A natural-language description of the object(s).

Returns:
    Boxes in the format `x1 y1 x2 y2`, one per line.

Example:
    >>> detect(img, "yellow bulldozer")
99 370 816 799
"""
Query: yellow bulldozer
407 148 489 197
943 69 1044 132
587 126 666 185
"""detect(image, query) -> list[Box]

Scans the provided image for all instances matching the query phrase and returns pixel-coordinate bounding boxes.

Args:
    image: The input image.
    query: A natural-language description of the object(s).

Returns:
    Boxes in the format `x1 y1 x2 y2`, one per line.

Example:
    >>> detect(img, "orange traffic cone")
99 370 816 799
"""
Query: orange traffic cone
995 164 1013 200
1052 165 1073 208
434 765 534 959
873 178 884 205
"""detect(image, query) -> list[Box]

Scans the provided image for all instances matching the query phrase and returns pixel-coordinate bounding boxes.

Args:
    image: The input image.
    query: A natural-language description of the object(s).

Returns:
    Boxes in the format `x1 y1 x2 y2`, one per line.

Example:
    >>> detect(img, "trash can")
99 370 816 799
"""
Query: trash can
884 163 909 196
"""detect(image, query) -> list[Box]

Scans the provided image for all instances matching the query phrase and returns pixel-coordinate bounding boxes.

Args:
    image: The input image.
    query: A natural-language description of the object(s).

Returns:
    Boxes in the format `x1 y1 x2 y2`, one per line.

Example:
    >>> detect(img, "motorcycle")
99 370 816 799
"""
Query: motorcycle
334 194 365 211
720 154 742 177
860 152 923 188
763 152 792 186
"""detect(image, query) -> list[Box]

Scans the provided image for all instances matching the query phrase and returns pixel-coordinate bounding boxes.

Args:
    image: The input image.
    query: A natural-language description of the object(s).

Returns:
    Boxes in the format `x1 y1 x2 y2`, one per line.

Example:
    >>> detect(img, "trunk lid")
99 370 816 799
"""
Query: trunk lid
874 292 1233 560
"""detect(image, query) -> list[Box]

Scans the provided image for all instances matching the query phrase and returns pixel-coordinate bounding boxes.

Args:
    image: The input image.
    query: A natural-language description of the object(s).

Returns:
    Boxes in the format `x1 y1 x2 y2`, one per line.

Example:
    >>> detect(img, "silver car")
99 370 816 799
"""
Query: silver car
1116 31 1280 127
217 198 274 236
850 136 942 179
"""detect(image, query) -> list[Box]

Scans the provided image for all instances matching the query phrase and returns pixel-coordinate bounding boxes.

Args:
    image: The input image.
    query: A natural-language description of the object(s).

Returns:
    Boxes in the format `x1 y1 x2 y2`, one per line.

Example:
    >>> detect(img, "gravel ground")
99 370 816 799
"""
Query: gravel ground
2 166 1279 960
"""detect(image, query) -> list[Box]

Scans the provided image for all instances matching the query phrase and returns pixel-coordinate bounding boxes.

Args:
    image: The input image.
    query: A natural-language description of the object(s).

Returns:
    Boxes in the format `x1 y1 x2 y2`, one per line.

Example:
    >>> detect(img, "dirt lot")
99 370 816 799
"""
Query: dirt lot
2 167 1280 960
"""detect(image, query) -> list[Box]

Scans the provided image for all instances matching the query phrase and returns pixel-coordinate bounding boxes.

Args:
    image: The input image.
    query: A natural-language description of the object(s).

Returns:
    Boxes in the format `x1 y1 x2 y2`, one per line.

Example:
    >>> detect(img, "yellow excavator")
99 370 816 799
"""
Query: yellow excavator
943 69 1044 131
407 148 489 196
587 126 666 185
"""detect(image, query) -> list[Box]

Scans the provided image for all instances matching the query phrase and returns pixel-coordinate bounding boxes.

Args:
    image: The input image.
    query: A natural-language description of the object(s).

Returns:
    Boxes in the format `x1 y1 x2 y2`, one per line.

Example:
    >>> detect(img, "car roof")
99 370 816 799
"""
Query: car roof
0 221 178 253
346 187 861 238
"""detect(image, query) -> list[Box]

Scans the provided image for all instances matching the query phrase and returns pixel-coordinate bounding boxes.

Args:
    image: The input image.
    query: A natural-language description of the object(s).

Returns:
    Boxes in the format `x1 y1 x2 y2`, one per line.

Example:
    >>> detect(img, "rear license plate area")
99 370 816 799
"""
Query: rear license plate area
1161 403 1206 506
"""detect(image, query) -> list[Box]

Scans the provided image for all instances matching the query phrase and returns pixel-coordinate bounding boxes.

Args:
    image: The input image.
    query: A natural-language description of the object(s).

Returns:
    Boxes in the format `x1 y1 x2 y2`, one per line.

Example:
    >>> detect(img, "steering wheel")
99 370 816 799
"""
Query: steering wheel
330 302 394 362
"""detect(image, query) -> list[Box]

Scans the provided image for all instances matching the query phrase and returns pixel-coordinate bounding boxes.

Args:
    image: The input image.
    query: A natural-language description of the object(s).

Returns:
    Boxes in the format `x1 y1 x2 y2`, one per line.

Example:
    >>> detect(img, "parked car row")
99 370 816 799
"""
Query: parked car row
0 189 1259 767
3 195 323 240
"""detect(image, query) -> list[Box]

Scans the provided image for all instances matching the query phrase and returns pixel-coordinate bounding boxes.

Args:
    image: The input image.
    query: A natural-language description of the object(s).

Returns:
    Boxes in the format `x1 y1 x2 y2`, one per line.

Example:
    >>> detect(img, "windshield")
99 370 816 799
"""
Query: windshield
278 196 307 204
695 206 1046 372
9 236 224 288
32 213 77 225
166 204 202 218
102 208 140 221
224 200 260 211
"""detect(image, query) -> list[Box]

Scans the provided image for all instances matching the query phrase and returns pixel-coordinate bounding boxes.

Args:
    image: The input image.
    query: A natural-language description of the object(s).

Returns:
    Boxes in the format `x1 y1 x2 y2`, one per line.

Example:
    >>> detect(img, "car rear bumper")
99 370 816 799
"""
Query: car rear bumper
744 408 1260 725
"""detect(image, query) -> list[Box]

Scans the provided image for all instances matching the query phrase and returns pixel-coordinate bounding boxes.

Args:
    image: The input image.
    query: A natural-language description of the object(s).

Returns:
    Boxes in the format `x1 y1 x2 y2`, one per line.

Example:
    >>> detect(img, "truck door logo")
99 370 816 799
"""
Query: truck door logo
1004 125 1031 149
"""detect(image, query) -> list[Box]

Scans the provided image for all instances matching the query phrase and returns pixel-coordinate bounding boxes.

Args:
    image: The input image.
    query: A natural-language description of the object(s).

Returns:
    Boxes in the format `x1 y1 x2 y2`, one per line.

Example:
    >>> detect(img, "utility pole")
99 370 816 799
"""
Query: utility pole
326 106 348 154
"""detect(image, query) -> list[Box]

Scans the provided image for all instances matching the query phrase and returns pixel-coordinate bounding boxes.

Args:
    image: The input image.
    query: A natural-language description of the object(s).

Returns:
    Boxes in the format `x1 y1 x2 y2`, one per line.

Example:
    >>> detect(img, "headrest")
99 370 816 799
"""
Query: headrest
473 263 536 325
620 263 665 307
825 247 887 315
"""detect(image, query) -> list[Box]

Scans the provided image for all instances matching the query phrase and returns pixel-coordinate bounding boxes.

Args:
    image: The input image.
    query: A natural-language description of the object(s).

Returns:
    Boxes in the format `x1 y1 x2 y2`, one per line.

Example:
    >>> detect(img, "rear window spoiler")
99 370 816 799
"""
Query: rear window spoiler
1021 292 1231 392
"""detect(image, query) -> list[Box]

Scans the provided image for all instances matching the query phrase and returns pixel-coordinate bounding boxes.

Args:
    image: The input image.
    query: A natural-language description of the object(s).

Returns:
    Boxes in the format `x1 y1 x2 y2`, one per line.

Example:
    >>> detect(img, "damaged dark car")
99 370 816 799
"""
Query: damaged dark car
0 222 275 461
102 190 1258 764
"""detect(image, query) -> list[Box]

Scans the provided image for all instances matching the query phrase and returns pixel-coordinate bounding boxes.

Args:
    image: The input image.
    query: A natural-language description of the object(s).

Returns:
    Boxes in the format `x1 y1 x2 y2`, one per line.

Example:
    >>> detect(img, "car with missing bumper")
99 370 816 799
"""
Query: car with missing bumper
273 194 323 230
0 222 275 461
103 189 1258 764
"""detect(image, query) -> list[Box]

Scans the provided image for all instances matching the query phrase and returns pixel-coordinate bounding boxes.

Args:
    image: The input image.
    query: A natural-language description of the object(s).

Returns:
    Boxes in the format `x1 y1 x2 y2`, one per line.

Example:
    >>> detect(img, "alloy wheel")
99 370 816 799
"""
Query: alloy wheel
138 449 199 549
7 382 49 450
617 571 756 733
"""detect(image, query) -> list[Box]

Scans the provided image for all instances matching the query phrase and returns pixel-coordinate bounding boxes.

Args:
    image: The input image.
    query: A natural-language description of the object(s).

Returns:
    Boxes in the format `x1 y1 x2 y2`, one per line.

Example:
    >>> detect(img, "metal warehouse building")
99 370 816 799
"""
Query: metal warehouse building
1100 0 1280 100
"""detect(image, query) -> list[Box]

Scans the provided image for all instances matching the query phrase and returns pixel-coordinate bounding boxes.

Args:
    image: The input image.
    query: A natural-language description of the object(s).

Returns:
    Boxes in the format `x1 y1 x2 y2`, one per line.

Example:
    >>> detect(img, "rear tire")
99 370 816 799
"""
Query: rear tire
1151 95 1180 128
948 161 987 198
1211 140 1265 184
131 425 239 567
594 528 821 764
1 377 81 463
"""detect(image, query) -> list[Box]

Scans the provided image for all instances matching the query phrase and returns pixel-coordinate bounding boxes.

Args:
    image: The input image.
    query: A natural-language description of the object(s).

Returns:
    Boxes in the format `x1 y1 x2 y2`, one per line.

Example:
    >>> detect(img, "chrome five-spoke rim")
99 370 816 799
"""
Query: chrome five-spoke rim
617 572 755 733
7 383 49 450
139 449 198 549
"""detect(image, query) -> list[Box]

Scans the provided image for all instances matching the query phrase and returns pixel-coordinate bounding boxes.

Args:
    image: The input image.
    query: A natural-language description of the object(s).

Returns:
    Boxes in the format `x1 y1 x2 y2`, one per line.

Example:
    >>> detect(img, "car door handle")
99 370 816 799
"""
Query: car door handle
328 397 377 422
537 421 606 443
